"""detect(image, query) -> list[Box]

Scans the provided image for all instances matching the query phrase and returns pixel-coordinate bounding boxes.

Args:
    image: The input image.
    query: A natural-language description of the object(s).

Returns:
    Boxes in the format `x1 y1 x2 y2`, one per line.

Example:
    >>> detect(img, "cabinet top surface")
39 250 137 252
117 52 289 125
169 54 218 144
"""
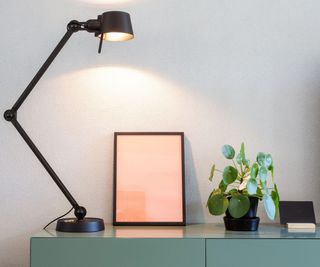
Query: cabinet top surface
32 223 320 239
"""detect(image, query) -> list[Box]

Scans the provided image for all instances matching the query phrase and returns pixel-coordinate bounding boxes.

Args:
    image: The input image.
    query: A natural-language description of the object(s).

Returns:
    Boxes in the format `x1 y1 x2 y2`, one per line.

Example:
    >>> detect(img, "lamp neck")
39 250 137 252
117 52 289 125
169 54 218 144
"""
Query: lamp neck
67 19 101 34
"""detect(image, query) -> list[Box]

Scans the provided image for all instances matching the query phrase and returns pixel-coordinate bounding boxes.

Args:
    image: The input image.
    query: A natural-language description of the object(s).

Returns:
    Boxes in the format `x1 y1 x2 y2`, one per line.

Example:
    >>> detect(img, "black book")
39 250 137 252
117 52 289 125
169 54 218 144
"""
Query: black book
279 201 316 225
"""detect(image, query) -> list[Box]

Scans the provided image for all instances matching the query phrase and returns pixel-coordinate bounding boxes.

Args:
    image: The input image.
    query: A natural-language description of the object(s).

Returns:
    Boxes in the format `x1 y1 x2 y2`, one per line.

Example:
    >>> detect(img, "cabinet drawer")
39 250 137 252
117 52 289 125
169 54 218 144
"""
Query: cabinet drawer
31 238 205 267
206 239 320 267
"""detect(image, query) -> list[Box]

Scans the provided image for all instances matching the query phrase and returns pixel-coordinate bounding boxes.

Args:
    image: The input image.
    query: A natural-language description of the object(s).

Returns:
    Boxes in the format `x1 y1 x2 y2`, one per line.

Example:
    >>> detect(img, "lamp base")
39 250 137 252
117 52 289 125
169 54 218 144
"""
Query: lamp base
56 217 105 232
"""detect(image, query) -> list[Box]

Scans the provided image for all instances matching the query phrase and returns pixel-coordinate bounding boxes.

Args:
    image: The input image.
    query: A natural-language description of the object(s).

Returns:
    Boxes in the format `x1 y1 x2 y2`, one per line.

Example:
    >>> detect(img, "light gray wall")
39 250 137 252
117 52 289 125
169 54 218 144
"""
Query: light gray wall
1 0 320 266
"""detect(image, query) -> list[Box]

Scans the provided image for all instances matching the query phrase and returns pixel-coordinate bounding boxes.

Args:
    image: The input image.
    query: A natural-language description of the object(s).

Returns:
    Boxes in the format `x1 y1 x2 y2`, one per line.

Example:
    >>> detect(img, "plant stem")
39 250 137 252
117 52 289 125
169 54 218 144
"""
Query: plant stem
232 159 239 173
240 163 243 175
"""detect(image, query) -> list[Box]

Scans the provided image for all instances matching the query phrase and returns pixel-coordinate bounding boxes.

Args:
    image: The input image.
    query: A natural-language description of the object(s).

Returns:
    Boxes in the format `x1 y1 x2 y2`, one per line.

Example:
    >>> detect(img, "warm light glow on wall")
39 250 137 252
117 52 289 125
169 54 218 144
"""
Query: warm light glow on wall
24 66 236 137
40 66 188 130
75 0 136 6
55 66 182 103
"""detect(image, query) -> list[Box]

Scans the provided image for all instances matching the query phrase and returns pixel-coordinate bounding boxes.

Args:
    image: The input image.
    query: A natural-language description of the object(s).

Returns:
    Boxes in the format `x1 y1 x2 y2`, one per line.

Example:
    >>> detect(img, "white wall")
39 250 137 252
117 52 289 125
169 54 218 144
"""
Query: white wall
1 0 320 266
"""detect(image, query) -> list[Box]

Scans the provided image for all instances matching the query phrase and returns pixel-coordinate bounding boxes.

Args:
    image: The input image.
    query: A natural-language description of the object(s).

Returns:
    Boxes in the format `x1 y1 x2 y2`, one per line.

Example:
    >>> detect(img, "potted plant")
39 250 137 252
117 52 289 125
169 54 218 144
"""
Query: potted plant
207 143 280 231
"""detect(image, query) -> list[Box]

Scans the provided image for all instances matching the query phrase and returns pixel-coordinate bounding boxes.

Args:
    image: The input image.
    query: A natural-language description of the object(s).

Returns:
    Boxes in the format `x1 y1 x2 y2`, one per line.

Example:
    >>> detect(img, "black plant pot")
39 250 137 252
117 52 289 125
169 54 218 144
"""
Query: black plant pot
224 197 260 231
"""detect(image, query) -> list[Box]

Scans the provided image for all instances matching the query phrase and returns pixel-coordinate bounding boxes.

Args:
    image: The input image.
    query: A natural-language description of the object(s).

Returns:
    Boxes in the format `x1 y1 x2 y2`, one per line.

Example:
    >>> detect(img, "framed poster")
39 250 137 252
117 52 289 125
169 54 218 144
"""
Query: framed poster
113 132 186 226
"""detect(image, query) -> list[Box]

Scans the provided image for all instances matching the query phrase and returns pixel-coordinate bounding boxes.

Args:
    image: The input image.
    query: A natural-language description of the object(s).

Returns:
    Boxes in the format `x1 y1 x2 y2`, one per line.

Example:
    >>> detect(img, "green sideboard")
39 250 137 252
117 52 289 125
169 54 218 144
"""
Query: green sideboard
31 224 320 267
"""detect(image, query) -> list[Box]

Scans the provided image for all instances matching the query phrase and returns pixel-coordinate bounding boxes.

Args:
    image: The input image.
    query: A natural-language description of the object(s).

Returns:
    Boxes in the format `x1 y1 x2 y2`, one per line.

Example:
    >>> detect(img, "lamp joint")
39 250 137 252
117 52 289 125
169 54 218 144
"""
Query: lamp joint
67 19 101 34
4 109 17 121
67 20 84 32
74 206 87 220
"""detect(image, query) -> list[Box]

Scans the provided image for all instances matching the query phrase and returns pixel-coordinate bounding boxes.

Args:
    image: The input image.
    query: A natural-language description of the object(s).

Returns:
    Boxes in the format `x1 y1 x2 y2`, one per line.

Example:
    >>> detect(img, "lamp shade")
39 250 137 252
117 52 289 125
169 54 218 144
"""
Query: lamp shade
99 11 134 42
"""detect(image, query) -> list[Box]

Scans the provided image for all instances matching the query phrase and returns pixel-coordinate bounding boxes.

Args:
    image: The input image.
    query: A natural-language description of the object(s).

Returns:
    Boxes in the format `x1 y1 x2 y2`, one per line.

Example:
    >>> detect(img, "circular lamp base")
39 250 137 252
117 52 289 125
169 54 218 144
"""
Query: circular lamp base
56 217 105 232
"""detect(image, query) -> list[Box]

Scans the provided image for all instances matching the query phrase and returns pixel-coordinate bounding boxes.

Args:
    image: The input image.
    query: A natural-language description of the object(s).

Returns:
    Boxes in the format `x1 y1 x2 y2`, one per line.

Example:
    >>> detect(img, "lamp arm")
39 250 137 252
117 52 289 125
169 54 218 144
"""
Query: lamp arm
12 22 83 111
4 21 91 220
10 119 80 210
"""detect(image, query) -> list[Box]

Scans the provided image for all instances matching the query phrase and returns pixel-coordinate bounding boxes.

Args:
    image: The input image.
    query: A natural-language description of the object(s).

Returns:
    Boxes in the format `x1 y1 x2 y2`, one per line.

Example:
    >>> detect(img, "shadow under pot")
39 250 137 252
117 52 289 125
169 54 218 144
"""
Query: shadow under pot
224 197 260 231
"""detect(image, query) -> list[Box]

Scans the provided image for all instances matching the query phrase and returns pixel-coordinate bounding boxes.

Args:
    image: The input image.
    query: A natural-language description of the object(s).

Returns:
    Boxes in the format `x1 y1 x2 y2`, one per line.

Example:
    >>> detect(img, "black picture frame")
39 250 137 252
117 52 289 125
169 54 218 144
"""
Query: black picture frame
113 132 186 226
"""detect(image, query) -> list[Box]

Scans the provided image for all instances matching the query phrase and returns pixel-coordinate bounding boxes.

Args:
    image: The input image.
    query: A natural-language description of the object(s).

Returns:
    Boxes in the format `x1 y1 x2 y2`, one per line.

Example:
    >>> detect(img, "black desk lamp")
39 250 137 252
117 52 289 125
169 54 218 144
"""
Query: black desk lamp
4 11 134 232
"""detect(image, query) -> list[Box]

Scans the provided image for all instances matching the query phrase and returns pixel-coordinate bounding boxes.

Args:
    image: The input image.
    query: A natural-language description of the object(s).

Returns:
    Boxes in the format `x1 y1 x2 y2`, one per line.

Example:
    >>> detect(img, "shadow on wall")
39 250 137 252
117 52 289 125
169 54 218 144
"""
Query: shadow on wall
68 0 145 8
271 68 320 222
184 137 204 224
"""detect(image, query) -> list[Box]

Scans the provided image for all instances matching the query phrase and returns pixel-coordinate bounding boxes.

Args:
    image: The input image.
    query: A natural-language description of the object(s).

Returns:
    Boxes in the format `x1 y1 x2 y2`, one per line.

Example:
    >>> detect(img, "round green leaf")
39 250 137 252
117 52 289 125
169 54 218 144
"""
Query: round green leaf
223 166 238 184
236 153 243 164
265 154 273 168
268 164 274 181
257 152 273 168
244 159 250 167
259 166 268 183
240 142 246 159
208 164 215 182
219 180 228 192
256 187 263 197
228 195 250 218
247 179 258 195
250 163 259 179
271 184 280 218
228 189 238 196
263 193 276 220
274 183 279 195
256 152 266 166
221 145 235 159
207 194 229 215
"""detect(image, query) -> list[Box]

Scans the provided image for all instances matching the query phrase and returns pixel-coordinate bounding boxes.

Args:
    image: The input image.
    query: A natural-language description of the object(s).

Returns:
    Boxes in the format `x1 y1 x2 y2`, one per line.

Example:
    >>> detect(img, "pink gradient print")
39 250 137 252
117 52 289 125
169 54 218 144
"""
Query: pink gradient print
116 135 183 223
